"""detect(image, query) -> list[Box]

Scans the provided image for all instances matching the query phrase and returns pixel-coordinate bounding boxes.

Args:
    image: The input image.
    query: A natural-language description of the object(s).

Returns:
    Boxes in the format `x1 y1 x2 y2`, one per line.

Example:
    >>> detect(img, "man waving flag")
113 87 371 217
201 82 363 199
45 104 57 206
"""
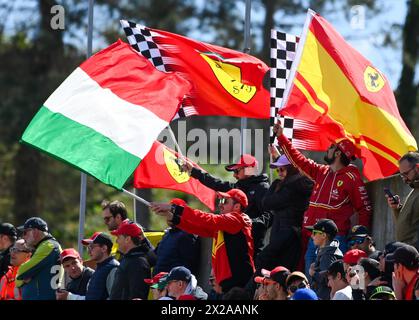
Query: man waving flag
280 10 417 180
21 40 191 189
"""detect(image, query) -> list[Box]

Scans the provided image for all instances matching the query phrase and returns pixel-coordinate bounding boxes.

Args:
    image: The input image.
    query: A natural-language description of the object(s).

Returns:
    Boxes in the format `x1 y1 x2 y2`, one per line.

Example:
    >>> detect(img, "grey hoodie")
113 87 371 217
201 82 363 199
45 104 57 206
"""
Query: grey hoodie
311 240 343 300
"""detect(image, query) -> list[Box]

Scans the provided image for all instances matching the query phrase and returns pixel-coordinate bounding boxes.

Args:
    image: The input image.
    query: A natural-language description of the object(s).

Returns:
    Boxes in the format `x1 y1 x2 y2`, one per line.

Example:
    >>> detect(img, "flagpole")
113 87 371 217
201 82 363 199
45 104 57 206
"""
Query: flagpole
167 125 185 157
78 0 94 256
240 0 251 155
122 188 151 206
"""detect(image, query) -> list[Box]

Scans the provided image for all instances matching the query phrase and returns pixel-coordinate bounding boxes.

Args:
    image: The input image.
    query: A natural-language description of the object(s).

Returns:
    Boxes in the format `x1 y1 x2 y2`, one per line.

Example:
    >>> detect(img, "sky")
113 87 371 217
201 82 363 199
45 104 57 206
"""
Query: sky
3 0 412 90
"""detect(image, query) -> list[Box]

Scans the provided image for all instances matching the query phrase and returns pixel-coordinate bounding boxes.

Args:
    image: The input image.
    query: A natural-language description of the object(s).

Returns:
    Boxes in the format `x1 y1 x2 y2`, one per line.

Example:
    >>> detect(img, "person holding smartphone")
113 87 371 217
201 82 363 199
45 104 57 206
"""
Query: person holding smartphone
385 152 419 250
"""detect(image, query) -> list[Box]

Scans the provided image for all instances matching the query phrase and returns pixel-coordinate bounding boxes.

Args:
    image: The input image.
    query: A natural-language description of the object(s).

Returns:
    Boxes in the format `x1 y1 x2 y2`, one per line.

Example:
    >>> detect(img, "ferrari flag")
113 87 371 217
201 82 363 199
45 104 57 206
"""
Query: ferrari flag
280 10 417 180
134 141 217 210
121 20 270 119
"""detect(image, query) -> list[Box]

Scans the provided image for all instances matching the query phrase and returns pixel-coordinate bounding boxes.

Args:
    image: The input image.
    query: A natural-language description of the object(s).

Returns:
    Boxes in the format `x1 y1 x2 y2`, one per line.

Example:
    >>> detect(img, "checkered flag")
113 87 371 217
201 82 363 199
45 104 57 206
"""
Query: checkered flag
121 20 198 119
270 29 299 143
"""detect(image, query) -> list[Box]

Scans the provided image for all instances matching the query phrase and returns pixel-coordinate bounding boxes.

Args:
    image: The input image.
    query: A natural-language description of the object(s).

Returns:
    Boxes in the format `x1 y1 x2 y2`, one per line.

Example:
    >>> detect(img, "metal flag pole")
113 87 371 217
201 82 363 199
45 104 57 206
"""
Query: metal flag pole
78 0 94 256
123 188 151 206
240 0 251 155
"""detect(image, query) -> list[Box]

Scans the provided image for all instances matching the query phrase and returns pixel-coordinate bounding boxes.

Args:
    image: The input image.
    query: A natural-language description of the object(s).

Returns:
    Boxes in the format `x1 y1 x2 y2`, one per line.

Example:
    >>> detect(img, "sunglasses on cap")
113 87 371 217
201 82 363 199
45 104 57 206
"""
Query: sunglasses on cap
312 230 324 235
348 238 365 246
288 281 308 293
10 247 31 254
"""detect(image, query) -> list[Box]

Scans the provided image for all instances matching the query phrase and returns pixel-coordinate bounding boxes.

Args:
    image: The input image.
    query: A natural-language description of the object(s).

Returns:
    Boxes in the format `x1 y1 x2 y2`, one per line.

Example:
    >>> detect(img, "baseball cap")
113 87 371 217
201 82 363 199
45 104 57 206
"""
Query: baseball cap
369 286 396 300
270 154 291 168
225 154 258 171
218 189 248 208
305 218 338 237
0 223 17 238
291 288 319 300
144 272 168 285
382 241 406 257
60 248 81 263
18 217 48 232
286 271 308 287
335 138 356 160
166 266 192 282
81 232 113 249
254 266 290 287
111 223 143 238
343 249 368 265
386 245 419 270
348 225 370 239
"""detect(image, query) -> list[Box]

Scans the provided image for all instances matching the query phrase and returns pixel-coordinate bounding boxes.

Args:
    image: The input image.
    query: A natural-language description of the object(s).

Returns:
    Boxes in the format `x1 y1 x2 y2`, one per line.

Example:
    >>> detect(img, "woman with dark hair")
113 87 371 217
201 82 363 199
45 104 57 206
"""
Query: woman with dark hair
255 145 313 272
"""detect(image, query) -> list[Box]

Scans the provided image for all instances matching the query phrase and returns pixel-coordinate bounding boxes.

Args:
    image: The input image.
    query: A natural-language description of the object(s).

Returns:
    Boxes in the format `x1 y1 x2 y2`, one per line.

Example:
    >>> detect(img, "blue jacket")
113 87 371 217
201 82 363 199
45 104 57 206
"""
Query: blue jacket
85 256 119 300
153 227 200 275
16 236 62 300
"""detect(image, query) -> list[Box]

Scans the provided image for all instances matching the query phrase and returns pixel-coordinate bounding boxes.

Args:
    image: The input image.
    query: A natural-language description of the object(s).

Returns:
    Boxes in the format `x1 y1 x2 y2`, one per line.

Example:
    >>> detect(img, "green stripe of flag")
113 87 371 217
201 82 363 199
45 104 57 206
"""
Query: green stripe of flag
21 106 141 189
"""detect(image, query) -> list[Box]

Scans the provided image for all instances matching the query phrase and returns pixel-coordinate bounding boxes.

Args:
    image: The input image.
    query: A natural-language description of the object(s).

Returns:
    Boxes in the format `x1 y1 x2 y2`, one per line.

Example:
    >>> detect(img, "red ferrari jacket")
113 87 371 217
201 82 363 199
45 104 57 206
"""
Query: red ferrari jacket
171 205 255 292
278 134 372 236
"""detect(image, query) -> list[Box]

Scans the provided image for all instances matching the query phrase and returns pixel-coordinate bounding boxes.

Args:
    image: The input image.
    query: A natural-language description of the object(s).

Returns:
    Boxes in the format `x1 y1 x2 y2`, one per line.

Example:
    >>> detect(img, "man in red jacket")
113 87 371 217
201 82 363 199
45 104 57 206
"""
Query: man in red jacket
150 189 255 294
273 123 372 276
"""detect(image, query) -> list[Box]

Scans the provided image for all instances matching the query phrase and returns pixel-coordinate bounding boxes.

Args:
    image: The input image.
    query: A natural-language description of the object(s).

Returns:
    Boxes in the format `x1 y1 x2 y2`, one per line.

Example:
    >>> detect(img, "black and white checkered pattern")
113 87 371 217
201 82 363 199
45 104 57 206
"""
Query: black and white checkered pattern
269 29 299 143
120 20 197 119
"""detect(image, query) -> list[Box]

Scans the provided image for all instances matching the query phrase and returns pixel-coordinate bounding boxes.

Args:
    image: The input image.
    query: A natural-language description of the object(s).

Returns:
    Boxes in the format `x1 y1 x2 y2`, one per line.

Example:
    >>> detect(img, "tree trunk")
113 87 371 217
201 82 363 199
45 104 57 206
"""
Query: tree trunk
262 0 276 63
396 0 418 129
13 146 40 223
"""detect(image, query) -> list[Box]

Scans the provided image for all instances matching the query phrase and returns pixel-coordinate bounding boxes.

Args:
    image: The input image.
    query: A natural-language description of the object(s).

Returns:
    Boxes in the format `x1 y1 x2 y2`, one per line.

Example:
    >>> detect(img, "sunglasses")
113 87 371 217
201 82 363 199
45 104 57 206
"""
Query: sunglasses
289 282 307 293
276 167 287 172
348 238 365 246
312 230 324 235
10 247 30 254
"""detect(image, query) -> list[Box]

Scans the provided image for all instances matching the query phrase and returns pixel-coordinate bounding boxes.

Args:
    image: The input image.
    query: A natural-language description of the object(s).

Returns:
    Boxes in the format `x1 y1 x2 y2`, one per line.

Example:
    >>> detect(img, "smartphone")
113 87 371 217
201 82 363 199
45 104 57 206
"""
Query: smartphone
384 187 399 204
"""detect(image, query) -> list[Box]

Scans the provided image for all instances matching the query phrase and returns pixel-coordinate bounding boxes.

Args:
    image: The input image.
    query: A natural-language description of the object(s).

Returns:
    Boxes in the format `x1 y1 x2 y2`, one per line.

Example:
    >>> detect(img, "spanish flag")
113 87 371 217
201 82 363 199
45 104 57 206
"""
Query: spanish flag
133 141 216 210
280 10 417 180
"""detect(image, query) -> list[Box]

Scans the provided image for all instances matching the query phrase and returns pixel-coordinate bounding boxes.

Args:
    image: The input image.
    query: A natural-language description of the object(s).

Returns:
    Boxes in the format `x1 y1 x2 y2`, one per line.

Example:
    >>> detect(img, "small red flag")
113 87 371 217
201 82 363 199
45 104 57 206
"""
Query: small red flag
133 141 216 210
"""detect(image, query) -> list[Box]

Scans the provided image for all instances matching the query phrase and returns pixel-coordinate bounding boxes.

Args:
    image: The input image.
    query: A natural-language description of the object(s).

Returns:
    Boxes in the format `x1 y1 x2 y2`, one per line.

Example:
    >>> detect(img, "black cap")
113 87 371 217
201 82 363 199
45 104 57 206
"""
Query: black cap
0 223 17 238
305 219 338 237
383 241 406 256
166 266 192 282
348 225 370 239
18 217 48 232
386 245 419 270
369 286 396 300
81 232 113 250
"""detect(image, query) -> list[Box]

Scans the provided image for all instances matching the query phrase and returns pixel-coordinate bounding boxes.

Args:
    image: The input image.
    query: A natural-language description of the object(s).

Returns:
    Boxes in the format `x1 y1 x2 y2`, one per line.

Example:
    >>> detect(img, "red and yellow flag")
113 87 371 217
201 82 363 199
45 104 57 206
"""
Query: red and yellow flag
280 10 417 180
133 141 216 210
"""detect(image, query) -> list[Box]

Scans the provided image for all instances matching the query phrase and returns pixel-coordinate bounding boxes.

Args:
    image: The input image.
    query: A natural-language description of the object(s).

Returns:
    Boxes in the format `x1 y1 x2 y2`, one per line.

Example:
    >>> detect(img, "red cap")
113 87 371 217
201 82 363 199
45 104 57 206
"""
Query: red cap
343 249 368 265
144 272 168 285
111 223 143 238
218 189 248 208
254 266 290 285
335 138 356 160
60 248 81 263
225 154 258 171
170 198 187 206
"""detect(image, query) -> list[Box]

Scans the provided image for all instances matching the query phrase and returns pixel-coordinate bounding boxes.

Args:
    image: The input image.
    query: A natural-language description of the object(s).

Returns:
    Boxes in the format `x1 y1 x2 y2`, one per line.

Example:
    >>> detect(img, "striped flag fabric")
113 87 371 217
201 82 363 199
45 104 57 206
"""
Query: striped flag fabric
280 10 417 180
21 40 191 189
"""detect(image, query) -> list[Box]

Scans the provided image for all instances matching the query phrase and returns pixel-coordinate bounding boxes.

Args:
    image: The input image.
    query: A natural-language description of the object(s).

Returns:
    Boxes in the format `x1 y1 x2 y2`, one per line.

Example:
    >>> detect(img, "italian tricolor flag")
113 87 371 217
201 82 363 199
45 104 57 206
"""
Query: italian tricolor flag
21 40 191 189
